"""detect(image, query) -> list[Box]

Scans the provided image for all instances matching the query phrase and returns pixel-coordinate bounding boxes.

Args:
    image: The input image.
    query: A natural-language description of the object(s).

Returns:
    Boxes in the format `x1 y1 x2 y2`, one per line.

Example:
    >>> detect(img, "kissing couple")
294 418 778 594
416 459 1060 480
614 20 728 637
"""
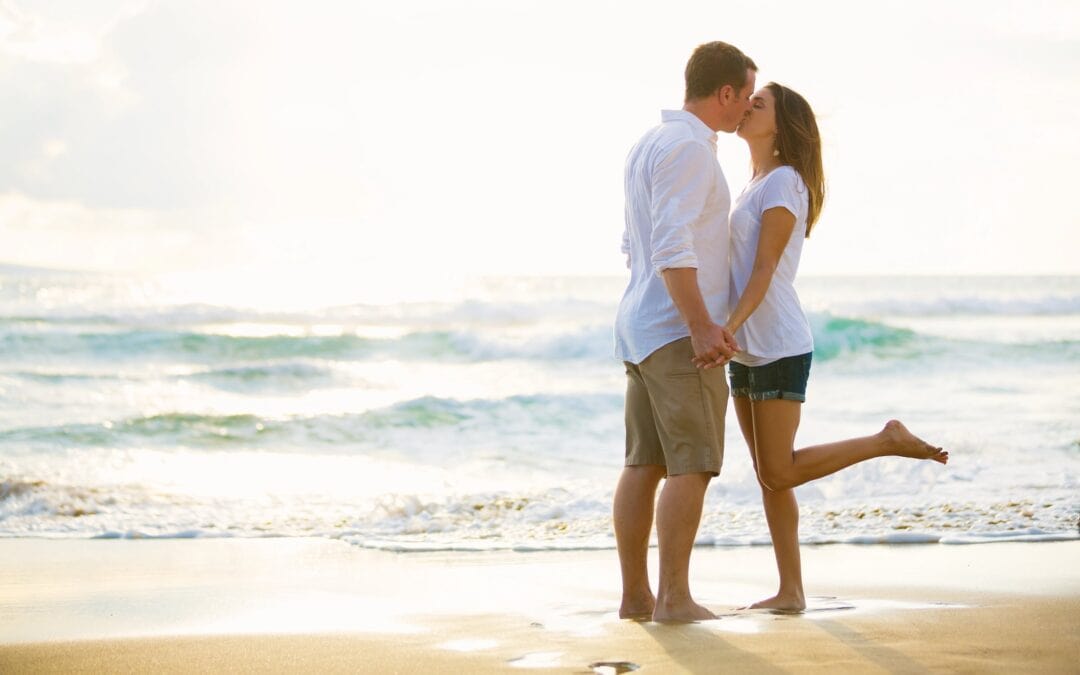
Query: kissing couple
613 41 948 622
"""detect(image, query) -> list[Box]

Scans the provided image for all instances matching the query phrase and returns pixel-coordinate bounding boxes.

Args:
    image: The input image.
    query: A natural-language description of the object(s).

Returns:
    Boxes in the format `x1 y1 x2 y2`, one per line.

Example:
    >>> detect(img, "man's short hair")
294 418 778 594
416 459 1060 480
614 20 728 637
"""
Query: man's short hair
684 42 757 102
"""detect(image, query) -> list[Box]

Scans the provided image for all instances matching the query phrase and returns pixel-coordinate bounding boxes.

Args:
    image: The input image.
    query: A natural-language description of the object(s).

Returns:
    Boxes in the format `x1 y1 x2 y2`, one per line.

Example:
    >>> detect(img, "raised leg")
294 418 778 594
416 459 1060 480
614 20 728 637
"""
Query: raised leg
752 400 947 492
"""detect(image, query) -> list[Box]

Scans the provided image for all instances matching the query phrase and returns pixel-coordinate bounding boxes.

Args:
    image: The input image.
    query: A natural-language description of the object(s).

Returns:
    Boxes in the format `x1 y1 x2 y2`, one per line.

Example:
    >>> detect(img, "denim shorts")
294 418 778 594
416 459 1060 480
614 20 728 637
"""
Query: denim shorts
728 352 812 402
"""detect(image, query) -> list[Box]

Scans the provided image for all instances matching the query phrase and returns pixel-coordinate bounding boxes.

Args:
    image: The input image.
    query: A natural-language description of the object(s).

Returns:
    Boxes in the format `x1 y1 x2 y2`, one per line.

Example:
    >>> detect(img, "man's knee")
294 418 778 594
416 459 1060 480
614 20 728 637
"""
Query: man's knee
623 464 667 483
664 471 712 491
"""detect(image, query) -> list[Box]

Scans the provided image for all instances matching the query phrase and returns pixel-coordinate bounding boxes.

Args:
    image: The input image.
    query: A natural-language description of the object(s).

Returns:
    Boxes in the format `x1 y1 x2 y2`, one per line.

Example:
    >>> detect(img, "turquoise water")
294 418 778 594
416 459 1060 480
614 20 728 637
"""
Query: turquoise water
0 267 1077 549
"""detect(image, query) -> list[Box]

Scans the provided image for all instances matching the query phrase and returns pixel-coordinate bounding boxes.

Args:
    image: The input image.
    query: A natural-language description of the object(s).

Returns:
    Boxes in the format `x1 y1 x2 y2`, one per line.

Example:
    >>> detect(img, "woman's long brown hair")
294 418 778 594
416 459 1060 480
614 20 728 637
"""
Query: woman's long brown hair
768 82 825 236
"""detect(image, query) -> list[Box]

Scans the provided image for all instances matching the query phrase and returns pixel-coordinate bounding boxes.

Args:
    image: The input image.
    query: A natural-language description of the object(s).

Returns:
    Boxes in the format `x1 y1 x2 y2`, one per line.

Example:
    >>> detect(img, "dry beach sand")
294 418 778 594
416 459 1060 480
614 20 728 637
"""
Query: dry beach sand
1 538 1078 673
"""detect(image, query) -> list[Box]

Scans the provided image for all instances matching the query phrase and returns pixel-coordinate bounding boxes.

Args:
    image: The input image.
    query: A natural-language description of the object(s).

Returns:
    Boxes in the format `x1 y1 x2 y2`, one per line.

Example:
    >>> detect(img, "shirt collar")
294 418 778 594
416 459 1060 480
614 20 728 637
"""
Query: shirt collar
661 109 718 145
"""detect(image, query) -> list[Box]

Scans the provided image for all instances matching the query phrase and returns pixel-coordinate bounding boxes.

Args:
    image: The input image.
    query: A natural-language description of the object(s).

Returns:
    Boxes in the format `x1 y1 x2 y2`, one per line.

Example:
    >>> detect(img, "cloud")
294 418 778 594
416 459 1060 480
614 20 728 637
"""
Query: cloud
0 190 242 272
0 0 150 68
1 0 1078 278
0 1 147 203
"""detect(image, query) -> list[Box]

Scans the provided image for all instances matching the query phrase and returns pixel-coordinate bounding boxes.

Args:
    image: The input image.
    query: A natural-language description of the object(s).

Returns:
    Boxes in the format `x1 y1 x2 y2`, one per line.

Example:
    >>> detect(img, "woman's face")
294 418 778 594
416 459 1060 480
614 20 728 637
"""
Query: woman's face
736 87 777 142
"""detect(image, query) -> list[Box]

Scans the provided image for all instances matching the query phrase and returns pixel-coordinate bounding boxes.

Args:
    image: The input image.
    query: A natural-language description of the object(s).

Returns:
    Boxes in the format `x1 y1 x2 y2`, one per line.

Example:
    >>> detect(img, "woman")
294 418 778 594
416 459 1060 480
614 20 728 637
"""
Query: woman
710 83 948 611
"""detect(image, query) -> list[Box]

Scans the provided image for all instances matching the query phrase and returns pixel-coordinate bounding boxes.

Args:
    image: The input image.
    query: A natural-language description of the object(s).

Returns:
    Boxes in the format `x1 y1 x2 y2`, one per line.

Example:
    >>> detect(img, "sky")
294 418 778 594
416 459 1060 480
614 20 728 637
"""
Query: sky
2 0 1078 293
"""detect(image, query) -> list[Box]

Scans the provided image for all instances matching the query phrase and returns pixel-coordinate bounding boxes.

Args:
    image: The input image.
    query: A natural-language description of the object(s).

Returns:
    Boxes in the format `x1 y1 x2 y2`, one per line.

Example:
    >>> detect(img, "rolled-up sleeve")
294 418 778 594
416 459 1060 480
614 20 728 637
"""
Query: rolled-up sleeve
620 215 632 268
648 141 714 275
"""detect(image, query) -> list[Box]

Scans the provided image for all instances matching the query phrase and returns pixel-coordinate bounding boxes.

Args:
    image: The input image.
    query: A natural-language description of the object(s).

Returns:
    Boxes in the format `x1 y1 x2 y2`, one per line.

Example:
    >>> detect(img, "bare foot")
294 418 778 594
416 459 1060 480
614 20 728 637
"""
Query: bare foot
882 420 948 464
619 593 655 620
652 597 717 623
743 592 806 612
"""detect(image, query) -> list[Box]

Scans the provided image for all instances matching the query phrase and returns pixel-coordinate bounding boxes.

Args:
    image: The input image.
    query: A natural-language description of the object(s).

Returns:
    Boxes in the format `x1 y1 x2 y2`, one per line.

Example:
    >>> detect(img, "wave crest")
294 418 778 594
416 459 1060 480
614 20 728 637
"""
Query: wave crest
0 393 622 450
810 315 921 361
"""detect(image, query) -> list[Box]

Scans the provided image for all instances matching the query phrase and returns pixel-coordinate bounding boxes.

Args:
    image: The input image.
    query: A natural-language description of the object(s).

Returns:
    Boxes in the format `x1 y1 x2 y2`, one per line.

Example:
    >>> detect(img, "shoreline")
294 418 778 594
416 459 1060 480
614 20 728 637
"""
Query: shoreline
2 538 1078 672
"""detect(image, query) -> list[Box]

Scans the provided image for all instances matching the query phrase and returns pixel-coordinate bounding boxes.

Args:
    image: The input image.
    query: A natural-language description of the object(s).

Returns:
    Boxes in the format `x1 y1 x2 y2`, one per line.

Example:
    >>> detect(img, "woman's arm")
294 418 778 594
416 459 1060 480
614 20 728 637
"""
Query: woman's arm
724 206 797 336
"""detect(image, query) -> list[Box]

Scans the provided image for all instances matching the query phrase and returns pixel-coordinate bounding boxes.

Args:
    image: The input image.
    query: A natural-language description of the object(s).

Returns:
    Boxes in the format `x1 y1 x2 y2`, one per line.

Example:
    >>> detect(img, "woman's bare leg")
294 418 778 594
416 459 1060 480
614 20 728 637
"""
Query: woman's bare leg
734 398 805 611
751 400 948 492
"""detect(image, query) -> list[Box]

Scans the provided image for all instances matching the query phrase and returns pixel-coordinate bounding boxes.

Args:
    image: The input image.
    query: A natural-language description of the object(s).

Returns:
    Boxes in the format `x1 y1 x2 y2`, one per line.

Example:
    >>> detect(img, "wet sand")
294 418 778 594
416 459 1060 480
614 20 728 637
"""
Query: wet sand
1 538 1078 673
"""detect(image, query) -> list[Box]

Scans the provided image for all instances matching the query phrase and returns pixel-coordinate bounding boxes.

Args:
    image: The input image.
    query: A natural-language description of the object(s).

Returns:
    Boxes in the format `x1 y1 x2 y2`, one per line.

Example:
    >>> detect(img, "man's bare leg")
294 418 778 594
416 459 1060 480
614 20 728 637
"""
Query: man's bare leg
613 464 666 619
652 471 716 622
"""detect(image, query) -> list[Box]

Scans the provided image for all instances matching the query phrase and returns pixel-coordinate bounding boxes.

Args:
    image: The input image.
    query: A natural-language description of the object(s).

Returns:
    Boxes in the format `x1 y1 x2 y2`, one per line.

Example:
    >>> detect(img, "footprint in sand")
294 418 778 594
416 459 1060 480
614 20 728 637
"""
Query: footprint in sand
507 651 563 668
588 661 641 674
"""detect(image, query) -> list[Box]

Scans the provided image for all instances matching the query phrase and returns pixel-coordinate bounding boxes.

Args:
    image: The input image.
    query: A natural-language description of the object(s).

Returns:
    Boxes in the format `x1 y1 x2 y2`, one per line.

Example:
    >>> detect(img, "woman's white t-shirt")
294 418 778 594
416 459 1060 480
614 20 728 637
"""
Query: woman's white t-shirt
729 165 814 366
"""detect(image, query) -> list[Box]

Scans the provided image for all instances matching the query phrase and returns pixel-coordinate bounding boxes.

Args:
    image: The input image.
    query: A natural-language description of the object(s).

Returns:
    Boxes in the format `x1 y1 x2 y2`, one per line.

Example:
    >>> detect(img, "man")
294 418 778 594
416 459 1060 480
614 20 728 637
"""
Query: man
613 41 757 622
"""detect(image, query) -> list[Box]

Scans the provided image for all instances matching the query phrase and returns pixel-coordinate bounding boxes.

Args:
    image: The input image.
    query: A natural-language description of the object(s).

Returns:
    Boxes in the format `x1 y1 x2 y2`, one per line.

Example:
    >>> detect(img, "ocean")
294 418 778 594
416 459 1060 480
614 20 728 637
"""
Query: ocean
1 266 1077 551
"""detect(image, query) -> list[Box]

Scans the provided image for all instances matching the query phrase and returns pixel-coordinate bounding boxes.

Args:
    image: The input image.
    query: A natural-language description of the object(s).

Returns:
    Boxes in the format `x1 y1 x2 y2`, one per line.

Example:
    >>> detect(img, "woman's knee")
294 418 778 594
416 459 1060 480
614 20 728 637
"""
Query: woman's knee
757 464 796 492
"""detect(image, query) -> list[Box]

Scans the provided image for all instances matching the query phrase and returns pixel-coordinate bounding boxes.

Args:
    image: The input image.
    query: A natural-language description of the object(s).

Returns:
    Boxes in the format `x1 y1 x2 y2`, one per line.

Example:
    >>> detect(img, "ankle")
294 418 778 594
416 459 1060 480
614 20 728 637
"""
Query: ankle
872 429 894 456
656 589 693 606
622 590 654 603
622 582 654 598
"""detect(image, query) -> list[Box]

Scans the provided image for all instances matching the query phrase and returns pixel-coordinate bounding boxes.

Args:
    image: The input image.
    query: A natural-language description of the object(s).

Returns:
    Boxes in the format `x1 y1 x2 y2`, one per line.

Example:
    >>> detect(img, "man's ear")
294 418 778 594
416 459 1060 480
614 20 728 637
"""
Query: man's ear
717 84 734 104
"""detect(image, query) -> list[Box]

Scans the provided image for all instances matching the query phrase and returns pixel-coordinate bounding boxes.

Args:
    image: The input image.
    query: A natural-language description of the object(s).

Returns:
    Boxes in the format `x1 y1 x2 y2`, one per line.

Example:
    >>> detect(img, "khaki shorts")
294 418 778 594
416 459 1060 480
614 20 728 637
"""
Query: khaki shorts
624 336 728 476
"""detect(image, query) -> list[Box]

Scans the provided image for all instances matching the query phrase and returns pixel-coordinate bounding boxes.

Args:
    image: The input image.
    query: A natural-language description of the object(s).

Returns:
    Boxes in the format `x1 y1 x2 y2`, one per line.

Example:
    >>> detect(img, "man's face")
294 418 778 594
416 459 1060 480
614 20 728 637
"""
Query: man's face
719 69 757 133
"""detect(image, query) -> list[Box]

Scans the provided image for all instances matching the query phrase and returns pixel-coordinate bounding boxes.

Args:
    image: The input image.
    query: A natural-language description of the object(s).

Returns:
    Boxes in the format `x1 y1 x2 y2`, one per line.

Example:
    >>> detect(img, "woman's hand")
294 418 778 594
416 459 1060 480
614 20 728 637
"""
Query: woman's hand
692 325 740 369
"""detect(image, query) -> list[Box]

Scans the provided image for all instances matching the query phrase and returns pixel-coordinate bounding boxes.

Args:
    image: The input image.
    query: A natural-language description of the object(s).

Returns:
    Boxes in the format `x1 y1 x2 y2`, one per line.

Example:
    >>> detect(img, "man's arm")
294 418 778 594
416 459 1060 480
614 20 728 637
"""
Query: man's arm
649 141 738 366
662 267 738 366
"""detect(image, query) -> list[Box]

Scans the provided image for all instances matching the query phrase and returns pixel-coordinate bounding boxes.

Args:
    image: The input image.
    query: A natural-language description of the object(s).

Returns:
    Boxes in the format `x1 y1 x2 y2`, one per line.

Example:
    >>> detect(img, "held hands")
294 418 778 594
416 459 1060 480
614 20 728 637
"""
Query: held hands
690 323 740 370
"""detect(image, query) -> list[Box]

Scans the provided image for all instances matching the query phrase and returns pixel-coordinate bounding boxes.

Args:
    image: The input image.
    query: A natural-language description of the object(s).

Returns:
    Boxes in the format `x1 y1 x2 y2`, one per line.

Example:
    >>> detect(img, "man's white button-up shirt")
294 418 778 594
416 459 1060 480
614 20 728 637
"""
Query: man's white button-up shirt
614 109 732 364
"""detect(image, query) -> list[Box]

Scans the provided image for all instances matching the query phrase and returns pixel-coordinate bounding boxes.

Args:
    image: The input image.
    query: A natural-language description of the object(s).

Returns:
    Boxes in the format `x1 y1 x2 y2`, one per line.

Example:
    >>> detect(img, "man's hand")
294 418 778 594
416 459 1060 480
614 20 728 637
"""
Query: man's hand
690 323 740 370
659 268 739 369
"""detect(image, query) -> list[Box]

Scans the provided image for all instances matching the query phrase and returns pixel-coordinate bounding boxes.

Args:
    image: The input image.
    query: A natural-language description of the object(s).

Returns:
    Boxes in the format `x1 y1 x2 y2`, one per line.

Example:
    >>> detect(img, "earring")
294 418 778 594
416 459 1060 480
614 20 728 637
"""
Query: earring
773 148 780 157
